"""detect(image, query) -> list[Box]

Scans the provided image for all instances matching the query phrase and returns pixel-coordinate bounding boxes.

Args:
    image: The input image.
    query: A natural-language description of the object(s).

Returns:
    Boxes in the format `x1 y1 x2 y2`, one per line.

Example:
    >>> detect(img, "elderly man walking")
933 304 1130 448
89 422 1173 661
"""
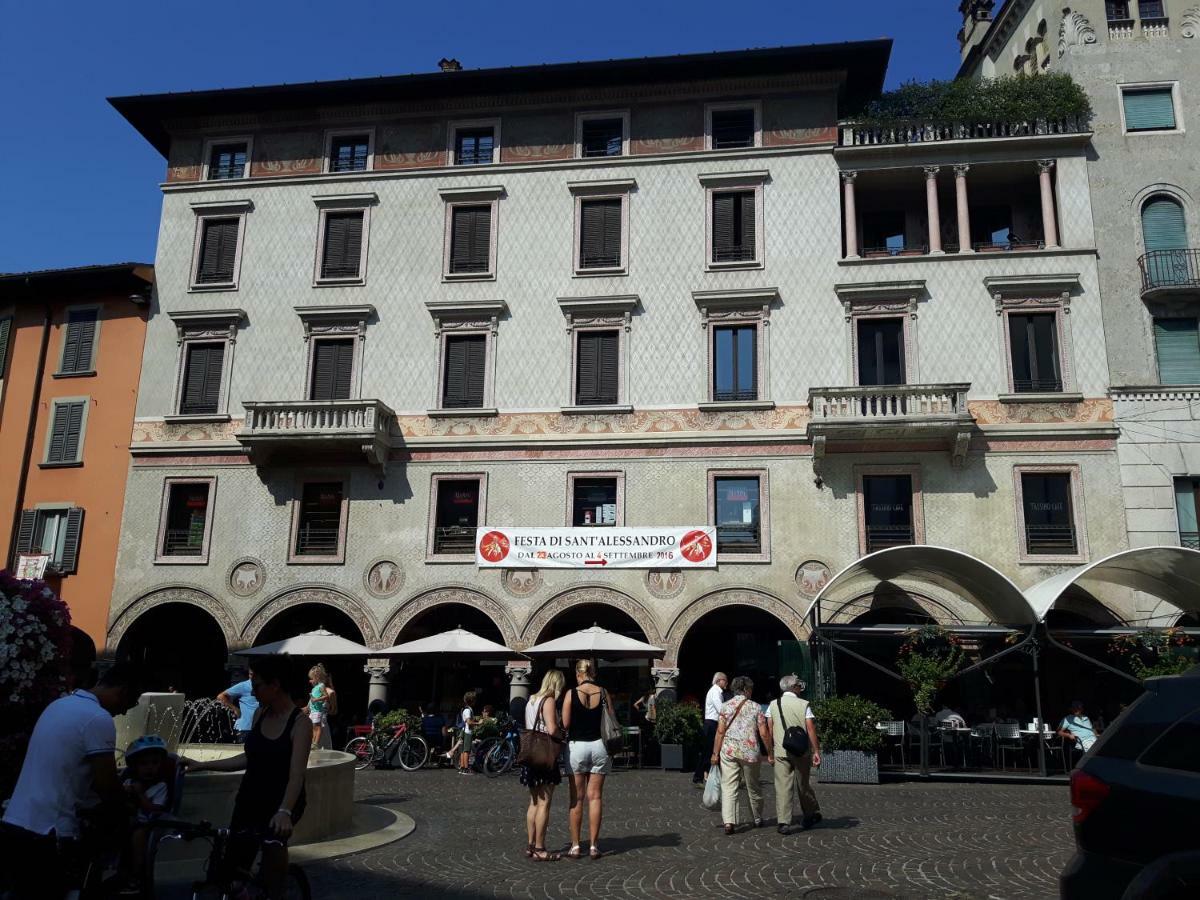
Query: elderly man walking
766 674 822 834
693 671 728 785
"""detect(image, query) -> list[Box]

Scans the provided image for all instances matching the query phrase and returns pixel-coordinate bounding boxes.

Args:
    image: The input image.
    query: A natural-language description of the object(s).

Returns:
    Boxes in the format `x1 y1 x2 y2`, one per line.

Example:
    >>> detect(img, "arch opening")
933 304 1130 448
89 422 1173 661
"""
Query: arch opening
117 603 228 699
675 604 798 707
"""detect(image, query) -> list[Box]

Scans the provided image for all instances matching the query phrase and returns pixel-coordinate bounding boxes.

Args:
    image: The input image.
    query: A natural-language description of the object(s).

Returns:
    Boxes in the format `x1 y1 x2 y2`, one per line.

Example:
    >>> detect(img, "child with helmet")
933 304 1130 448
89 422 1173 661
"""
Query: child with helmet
122 735 170 891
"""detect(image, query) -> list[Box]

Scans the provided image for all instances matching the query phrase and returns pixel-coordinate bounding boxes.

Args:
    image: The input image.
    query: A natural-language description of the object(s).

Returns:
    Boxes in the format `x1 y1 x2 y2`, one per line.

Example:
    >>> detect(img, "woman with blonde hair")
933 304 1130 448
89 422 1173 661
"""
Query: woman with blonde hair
562 658 615 859
305 664 334 750
520 668 565 861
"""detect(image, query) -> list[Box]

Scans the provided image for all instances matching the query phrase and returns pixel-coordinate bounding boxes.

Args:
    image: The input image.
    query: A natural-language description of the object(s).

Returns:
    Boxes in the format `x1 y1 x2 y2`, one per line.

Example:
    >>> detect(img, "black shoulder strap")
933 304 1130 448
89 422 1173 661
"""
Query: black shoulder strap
776 697 789 730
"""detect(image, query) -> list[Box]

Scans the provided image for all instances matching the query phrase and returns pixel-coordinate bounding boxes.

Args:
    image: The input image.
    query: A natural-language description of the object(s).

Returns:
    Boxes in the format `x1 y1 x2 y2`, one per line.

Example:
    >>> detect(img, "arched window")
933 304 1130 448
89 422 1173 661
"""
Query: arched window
1142 195 1188 253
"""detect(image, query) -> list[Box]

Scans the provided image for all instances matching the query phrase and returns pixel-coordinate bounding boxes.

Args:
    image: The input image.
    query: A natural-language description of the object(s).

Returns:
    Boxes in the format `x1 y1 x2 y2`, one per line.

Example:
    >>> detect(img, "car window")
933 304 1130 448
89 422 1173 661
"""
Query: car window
1139 708 1200 773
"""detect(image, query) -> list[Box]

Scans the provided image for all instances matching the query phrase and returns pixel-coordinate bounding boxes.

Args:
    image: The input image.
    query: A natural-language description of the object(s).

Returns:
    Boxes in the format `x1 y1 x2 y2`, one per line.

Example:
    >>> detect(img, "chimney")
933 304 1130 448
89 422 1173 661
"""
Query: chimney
958 0 995 61
438 58 462 72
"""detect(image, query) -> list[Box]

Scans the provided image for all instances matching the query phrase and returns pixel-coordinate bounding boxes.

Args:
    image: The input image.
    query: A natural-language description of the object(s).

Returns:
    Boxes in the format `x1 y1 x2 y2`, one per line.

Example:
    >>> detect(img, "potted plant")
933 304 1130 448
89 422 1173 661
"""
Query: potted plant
653 699 702 771
812 694 892 784
897 625 965 717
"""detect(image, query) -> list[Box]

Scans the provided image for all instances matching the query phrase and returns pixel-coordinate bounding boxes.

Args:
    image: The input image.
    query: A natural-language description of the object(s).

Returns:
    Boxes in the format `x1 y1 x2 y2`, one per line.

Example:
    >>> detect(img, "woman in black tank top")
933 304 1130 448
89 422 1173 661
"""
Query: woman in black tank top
561 659 616 859
182 657 311 897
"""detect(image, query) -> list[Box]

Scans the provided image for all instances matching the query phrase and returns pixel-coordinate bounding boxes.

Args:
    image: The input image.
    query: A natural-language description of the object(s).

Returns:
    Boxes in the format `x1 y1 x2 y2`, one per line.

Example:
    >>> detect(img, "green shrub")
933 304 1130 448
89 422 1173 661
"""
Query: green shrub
653 699 703 749
374 708 419 732
858 73 1092 126
897 625 966 716
813 695 892 753
1110 629 1197 680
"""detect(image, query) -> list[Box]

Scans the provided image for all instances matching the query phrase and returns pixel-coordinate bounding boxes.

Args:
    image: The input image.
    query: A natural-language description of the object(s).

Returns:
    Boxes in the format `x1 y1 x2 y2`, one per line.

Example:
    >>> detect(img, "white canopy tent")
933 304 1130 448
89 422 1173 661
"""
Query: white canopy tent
377 627 522 659
237 627 373 656
523 624 664 660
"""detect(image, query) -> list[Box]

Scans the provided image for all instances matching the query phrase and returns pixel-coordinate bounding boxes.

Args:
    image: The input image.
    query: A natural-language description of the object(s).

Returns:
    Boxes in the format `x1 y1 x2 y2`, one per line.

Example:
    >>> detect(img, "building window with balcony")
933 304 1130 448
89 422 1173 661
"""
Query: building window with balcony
862 211 913 257
308 338 355 401
1008 313 1063 393
1121 85 1179 133
289 481 347 563
1175 478 1200 549
705 103 760 150
569 474 622 527
449 120 500 166
1153 318 1200 384
576 111 628 158
203 138 251 180
856 318 906 386
155 478 215 563
428 475 486 559
1015 469 1084 562
709 471 768 561
1106 0 1130 20
57 307 99 376
1140 196 1193 292
189 202 250 291
713 324 758 402
324 130 373 173
14 506 84 574
861 474 916 553
1138 0 1166 21
442 334 487 409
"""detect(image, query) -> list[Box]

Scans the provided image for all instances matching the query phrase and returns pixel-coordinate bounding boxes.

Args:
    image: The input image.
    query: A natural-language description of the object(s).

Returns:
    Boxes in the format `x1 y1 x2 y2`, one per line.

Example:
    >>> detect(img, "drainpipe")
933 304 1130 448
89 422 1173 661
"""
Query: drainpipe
8 284 52 568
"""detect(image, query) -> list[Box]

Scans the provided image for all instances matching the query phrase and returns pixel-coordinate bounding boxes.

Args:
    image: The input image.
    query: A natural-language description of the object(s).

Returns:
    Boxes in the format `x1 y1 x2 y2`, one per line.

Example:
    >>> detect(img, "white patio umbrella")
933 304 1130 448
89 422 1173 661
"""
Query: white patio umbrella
522 624 664 660
377 626 522 659
237 628 373 657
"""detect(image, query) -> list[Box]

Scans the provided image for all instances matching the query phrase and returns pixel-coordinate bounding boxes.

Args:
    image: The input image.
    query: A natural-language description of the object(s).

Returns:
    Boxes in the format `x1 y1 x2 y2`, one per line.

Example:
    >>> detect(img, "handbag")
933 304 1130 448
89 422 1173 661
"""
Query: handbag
515 698 563 770
600 689 623 752
775 696 810 757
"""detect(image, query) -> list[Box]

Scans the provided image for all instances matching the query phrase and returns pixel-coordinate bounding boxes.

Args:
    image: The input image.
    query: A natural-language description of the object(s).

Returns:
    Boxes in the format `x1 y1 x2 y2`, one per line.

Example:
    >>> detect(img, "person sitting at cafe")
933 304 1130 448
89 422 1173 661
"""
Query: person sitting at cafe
934 706 966 728
1057 700 1099 752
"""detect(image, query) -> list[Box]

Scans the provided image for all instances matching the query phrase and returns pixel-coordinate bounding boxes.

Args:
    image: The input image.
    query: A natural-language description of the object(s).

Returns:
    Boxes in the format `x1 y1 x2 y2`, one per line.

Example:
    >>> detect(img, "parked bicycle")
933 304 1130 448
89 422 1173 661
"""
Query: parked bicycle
344 720 429 771
482 717 521 778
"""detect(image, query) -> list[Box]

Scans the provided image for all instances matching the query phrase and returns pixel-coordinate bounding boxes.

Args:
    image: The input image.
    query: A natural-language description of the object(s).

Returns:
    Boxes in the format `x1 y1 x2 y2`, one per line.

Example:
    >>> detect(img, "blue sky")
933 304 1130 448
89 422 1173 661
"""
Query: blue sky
0 0 963 272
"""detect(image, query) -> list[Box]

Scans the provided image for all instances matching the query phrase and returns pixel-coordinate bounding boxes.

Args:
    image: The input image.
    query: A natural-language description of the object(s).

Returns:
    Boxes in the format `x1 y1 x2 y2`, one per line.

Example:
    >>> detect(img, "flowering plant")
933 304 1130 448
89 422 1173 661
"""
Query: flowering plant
897 625 965 716
1109 629 1195 681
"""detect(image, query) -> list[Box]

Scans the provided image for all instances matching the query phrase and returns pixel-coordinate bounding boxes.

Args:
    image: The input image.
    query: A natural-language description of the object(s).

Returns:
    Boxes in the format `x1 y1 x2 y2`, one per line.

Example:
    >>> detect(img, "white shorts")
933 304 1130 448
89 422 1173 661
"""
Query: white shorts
309 711 327 725
568 739 611 775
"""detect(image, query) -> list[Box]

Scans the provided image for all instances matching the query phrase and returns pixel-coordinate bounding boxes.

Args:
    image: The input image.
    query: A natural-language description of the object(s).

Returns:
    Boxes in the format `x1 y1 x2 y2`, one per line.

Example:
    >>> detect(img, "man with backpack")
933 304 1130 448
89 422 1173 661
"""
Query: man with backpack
765 673 822 835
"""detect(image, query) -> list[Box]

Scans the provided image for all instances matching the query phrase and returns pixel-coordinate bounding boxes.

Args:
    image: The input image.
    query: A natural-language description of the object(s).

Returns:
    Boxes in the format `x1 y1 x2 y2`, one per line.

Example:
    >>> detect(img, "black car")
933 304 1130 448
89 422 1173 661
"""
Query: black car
1060 667 1200 899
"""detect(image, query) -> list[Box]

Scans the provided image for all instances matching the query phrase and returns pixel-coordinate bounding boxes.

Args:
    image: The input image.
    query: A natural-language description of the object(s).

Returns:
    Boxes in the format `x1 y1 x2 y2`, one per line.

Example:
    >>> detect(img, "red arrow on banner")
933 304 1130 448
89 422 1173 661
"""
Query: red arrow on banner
584 559 608 566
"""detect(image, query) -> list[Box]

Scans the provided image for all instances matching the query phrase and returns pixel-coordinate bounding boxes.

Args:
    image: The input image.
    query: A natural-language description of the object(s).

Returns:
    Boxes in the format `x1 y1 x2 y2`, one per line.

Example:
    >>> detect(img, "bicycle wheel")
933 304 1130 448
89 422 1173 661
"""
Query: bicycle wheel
484 739 515 778
283 864 311 900
396 734 428 771
345 736 376 770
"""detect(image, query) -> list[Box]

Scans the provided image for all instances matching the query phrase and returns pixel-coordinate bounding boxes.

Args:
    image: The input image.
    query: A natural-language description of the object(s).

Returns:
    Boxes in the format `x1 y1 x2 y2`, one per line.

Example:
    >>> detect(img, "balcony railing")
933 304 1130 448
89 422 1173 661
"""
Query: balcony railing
1139 249 1200 295
238 398 394 468
294 524 341 557
161 529 204 556
840 115 1087 147
1108 18 1135 38
866 524 915 553
434 526 477 555
973 239 1045 253
810 384 970 422
1025 524 1078 555
863 245 928 258
1181 532 1200 550
716 524 762 555
1142 16 1170 38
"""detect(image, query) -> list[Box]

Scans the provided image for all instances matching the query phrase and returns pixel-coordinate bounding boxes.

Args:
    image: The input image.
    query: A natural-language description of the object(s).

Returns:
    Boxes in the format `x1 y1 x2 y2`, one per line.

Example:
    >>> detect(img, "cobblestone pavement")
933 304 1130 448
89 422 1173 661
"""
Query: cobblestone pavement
307 768 1074 899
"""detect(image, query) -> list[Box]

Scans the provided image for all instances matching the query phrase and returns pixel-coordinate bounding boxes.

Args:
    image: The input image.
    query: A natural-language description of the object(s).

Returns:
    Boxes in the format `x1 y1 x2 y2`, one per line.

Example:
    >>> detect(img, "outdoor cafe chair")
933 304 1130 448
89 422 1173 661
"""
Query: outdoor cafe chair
994 723 1025 770
878 721 906 768
612 726 642 770
970 723 996 769
905 720 944 768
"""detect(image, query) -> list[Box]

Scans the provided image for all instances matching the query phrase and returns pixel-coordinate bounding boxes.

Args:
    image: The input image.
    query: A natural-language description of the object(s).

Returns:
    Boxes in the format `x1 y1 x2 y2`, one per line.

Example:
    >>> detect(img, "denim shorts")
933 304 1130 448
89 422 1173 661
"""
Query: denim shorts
568 739 611 775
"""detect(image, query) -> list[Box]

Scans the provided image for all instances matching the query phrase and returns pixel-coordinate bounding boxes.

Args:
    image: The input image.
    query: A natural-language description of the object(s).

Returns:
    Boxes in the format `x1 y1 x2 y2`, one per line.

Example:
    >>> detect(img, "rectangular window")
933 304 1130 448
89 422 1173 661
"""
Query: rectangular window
857 318 906 386
455 128 495 166
711 190 757 263
1154 318 1200 384
1123 87 1177 132
1106 0 1130 20
179 342 225 415
714 476 761 555
1139 0 1165 18
293 482 345 559
16 507 83 573
442 334 487 409
44 399 87 465
1021 473 1077 555
59 309 98 375
709 107 757 149
448 205 492 274
328 133 371 172
578 198 623 270
580 118 624 158
433 478 481 555
1008 313 1063 392
207 141 248 180
309 338 355 401
319 210 365 280
571 477 618 527
1174 478 1200 549
194 217 240 285
575 330 620 406
159 481 212 559
862 475 915 552
713 325 757 402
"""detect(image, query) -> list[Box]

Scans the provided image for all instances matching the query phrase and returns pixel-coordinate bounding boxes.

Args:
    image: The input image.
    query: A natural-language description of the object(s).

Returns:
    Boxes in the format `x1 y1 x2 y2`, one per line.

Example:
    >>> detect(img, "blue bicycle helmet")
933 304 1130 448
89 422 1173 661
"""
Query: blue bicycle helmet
125 734 168 761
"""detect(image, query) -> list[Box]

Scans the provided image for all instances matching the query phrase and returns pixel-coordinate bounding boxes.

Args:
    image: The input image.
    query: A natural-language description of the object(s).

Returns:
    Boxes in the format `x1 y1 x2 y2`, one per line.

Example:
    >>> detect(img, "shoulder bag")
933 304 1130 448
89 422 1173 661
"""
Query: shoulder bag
600 689 623 751
775 696 810 757
515 697 564 770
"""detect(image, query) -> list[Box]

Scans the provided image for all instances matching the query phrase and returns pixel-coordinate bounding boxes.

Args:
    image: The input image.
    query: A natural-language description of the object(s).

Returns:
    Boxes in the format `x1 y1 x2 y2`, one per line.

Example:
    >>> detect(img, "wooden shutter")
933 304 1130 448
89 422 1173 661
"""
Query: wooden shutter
197 218 239 283
320 211 364 279
712 193 734 261
0 317 11 376
739 192 756 259
60 309 97 374
575 331 618 405
47 400 85 463
597 330 619 403
579 199 621 269
310 339 355 401
442 334 486 408
15 509 36 555
181 343 225 414
59 508 84 573
450 205 491 273
1124 89 1176 131
1155 318 1200 384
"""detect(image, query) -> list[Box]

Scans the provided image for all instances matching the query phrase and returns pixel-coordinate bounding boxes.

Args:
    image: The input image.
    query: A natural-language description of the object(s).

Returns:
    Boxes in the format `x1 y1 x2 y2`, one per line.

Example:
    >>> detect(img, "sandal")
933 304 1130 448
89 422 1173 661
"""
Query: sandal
589 847 603 860
531 847 561 862
723 824 735 836
565 845 583 859
524 843 535 858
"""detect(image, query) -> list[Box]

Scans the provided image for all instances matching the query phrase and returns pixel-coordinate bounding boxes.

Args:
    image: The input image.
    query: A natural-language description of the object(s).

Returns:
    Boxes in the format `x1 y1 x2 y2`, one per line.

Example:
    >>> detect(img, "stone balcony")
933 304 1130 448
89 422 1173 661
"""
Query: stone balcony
237 399 395 469
839 116 1088 148
808 383 973 463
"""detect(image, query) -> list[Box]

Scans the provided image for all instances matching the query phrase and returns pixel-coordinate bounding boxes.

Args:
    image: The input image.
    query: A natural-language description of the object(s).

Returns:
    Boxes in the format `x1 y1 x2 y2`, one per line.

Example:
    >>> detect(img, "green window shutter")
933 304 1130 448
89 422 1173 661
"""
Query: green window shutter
60 309 97 374
1142 198 1188 252
1123 89 1176 131
15 509 36 556
60 508 84 574
0 317 12 377
1155 318 1200 384
46 400 85 463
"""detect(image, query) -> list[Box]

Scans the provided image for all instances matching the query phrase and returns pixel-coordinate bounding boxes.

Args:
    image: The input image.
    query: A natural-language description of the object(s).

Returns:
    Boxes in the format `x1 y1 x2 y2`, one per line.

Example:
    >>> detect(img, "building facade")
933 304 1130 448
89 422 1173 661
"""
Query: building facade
0 264 153 644
107 42 1131 708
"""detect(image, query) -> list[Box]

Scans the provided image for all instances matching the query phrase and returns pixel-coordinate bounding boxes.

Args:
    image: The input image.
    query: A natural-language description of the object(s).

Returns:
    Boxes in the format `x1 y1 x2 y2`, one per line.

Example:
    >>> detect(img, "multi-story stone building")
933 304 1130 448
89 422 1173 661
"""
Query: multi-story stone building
106 40 1133 715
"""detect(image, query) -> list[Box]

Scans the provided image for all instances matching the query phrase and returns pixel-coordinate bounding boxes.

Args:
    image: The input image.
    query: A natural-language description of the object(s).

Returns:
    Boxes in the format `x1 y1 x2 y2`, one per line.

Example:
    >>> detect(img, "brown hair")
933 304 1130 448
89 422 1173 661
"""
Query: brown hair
575 659 595 680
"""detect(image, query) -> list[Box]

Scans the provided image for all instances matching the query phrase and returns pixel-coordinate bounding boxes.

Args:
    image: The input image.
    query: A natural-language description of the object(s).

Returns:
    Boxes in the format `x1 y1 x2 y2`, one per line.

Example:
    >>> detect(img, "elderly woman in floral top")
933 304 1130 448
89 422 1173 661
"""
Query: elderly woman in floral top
709 675 773 834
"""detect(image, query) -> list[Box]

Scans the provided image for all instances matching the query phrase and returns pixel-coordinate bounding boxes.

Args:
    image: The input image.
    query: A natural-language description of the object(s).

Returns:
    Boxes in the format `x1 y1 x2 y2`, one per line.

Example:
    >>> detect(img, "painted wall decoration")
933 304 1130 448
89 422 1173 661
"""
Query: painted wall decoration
228 558 266 597
364 559 405 599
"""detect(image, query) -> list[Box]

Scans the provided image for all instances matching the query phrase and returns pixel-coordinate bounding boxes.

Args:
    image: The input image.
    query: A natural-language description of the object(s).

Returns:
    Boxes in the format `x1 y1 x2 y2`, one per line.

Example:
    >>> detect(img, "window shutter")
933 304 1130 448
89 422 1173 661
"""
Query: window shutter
443 335 486 408
1142 198 1188 252
60 508 84 574
597 330 619 403
712 193 734 260
1123 89 1176 131
46 400 84 463
197 218 239 283
450 206 491 273
0 316 12 375
740 191 756 259
576 332 599 404
15 509 36 555
60 310 97 374
310 339 354 401
321 211 364 279
1155 318 1200 384
464 335 486 407
181 343 225 414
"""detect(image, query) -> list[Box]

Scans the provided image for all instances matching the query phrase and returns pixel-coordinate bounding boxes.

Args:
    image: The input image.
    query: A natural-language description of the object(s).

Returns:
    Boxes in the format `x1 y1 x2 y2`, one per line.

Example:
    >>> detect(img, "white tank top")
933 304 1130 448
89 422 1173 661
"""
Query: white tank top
525 695 551 732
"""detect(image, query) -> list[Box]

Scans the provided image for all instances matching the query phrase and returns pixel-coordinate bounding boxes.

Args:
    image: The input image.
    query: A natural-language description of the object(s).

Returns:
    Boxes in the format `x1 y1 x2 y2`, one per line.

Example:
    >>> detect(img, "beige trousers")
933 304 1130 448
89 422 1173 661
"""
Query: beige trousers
719 756 763 826
774 751 820 825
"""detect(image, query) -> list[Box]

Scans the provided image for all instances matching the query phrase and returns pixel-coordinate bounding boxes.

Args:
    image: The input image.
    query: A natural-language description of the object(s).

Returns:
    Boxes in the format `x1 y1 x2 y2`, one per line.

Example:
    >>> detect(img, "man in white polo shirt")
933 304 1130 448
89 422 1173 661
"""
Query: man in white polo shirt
766 673 823 835
1 663 143 898
693 671 729 784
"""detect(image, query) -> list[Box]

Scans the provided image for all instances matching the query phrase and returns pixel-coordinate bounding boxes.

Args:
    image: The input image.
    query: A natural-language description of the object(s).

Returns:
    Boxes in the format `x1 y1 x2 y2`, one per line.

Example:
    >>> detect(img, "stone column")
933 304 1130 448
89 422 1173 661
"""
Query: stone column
953 164 972 253
651 666 679 703
1037 159 1060 249
364 658 391 709
841 170 859 259
924 166 943 254
506 661 532 702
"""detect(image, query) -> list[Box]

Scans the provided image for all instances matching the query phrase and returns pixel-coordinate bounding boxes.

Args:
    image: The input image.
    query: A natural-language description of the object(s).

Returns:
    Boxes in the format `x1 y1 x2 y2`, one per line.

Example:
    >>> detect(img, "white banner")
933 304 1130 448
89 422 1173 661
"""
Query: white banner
475 526 716 569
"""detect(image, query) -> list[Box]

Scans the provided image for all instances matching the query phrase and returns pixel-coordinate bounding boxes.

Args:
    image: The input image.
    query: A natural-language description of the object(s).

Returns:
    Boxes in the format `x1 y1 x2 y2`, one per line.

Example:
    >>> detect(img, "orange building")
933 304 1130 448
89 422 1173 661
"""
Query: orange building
0 263 152 644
